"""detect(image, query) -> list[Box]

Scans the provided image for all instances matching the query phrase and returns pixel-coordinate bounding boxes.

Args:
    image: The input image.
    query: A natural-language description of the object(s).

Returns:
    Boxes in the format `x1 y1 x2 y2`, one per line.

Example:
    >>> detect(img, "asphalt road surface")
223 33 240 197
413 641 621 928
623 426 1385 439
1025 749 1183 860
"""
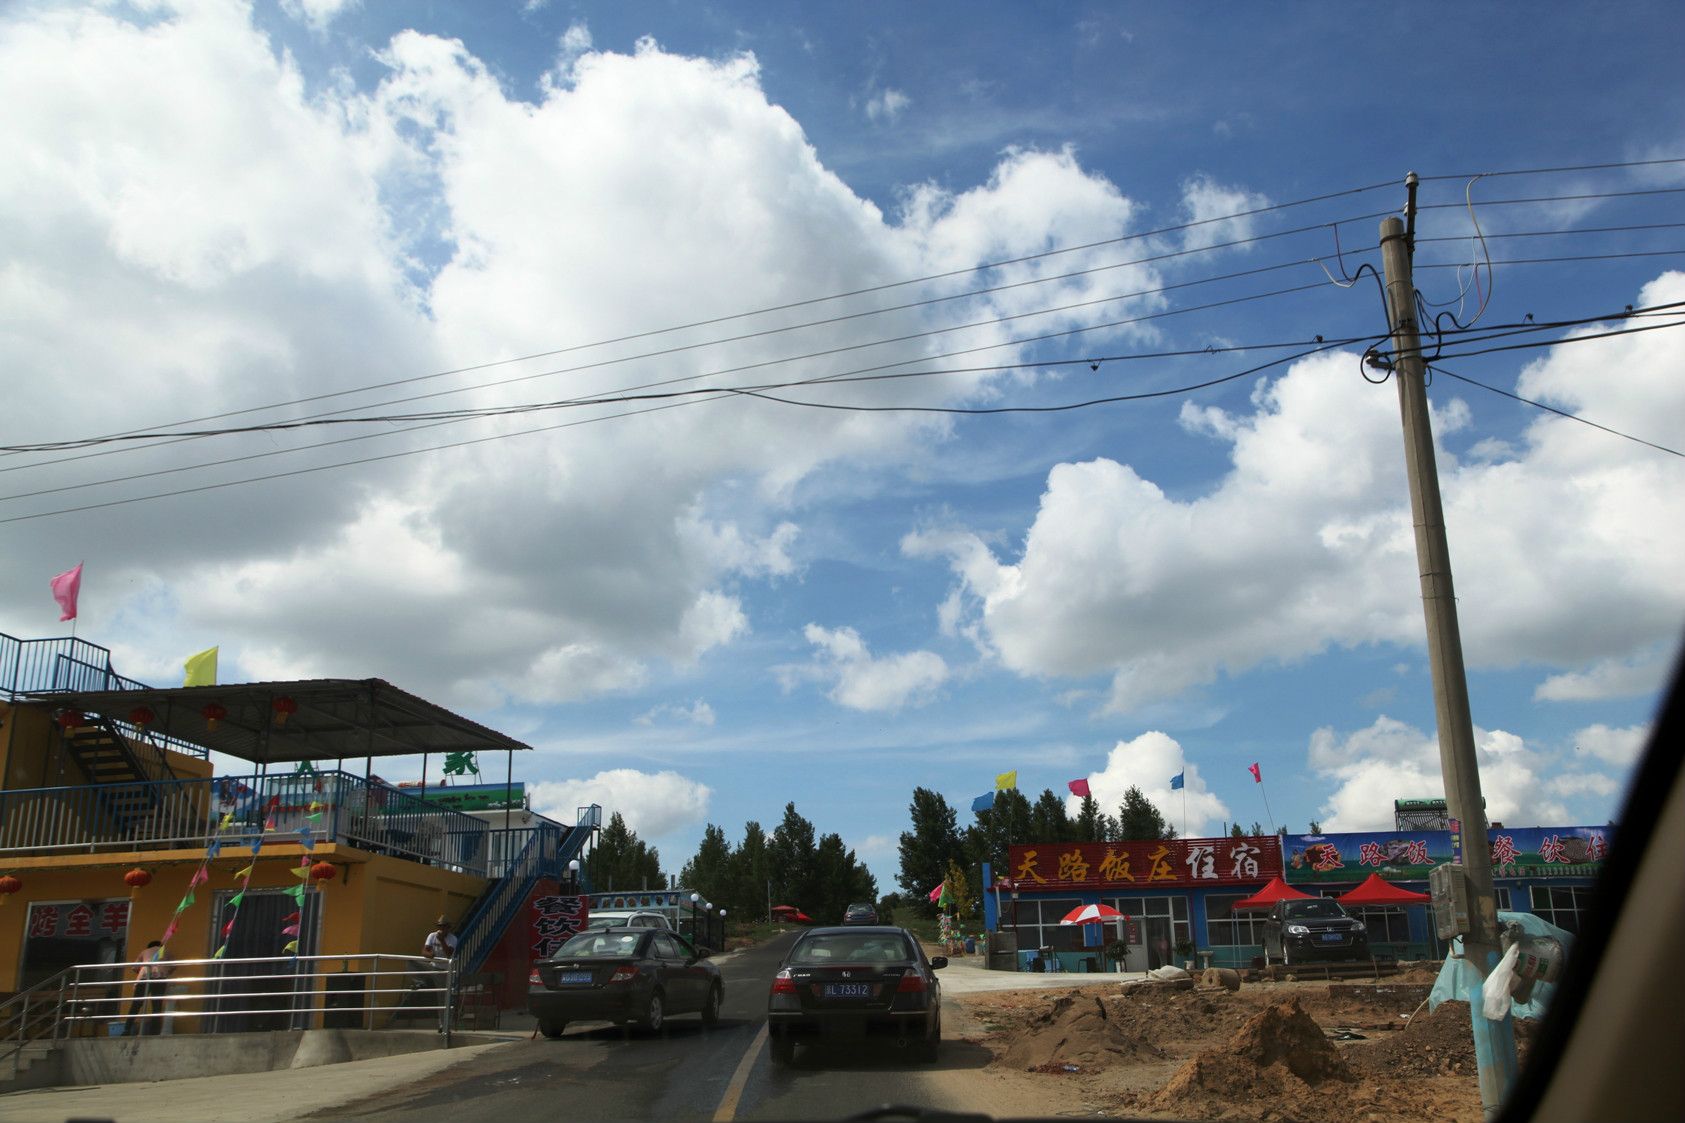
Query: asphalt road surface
313 931 1007 1122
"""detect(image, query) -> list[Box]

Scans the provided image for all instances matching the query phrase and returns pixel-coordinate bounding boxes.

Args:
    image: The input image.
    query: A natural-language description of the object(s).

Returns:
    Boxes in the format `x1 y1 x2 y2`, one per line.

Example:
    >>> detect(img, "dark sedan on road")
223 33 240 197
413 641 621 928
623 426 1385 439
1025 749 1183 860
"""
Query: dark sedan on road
1261 898 1371 964
528 928 723 1038
766 926 945 1065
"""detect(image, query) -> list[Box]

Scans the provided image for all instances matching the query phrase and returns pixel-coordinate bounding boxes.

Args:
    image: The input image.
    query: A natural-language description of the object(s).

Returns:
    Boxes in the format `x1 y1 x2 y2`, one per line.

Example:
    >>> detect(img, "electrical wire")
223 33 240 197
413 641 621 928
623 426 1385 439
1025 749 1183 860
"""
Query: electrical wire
1416 156 1685 181
1428 363 1683 459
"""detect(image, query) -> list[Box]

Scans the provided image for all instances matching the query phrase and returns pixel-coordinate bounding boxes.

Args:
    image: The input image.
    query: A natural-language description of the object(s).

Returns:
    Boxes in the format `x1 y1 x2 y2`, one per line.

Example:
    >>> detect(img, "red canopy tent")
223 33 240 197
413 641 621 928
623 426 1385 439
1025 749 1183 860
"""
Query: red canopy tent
1233 876 1316 911
1336 873 1431 905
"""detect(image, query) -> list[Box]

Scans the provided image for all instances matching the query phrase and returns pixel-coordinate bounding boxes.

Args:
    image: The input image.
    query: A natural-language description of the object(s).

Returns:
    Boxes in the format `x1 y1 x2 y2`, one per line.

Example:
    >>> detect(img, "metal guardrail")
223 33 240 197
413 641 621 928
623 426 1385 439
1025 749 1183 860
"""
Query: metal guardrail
3 953 460 1069
0 770 493 874
0 633 148 699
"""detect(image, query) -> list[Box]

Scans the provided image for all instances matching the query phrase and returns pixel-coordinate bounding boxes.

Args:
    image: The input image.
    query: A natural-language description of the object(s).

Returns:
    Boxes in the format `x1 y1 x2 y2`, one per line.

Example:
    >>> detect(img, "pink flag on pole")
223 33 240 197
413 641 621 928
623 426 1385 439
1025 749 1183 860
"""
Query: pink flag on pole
927 882 944 903
1067 778 1091 799
1248 762 1262 783
49 563 83 622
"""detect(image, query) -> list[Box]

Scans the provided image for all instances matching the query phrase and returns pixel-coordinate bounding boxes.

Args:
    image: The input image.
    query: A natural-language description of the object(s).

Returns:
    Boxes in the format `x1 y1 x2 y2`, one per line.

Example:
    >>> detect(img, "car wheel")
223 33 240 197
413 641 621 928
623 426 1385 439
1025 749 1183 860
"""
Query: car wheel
539 1020 566 1039
769 1032 796 1067
917 1015 941 1063
701 983 722 1025
640 990 665 1033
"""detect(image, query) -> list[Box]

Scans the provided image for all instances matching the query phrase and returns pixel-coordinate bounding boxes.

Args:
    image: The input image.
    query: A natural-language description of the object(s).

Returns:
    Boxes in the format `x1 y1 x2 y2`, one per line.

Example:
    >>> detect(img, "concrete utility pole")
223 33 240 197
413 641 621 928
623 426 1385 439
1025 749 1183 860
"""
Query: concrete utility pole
1378 177 1516 1117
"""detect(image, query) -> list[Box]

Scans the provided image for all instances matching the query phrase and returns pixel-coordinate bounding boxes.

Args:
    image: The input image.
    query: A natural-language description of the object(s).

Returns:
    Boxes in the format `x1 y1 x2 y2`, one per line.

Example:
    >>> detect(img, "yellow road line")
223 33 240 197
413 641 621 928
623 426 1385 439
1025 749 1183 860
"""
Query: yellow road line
711 1023 768 1121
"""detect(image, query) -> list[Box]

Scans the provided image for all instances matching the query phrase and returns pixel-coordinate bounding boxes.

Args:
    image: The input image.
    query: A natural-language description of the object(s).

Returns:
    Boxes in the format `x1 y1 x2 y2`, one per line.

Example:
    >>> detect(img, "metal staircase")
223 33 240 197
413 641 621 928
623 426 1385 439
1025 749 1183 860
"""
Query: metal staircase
455 807 599 976
59 717 179 834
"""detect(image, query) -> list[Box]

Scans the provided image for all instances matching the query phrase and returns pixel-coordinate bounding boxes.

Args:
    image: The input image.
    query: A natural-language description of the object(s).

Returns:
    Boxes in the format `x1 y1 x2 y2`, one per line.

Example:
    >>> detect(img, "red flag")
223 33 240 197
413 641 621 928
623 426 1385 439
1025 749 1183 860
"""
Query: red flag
50 563 83 622
1067 778 1091 798
1248 762 1262 783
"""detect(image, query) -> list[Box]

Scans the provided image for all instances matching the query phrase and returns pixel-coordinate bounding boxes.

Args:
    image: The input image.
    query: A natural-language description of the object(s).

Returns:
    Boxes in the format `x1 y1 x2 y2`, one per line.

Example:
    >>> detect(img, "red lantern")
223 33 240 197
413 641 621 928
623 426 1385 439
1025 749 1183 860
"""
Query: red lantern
129 706 155 727
272 696 298 726
202 702 228 731
124 867 153 889
308 861 337 883
0 874 21 898
57 710 85 731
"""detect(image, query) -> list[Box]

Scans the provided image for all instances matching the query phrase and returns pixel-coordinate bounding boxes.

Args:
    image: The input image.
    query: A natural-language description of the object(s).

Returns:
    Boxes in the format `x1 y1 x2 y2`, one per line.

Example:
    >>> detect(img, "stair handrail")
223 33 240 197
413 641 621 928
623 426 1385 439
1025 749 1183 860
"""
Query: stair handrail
0 968 72 1072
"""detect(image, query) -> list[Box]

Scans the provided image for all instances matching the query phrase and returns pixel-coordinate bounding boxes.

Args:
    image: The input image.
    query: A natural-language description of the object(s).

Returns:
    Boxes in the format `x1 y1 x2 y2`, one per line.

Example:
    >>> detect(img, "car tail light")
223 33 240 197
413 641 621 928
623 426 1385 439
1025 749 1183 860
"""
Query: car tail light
770 968 798 995
896 971 927 993
608 965 639 984
528 967 543 985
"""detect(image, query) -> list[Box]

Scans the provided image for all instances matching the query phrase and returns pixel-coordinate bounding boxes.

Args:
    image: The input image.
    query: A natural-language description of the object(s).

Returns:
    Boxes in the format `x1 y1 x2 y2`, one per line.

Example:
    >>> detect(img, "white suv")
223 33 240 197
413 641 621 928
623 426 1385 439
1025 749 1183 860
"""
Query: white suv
584 909 673 932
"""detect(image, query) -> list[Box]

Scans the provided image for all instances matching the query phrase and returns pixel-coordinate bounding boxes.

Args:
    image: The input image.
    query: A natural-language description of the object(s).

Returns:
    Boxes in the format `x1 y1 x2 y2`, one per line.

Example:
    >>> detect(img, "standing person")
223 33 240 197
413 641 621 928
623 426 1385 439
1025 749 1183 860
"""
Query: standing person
421 916 457 1032
125 941 171 1035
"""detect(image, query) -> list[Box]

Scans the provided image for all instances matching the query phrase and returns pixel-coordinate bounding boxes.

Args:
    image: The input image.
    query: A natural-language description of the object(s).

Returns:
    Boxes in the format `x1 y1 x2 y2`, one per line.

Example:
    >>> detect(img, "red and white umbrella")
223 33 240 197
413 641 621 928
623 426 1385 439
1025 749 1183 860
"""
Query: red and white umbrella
1058 903 1126 925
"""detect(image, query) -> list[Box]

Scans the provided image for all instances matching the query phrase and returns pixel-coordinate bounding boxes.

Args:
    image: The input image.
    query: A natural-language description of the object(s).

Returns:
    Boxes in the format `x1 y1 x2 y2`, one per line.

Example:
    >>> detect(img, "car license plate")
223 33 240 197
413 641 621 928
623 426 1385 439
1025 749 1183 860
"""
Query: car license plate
558 970 594 984
1320 933 1342 943
823 983 872 999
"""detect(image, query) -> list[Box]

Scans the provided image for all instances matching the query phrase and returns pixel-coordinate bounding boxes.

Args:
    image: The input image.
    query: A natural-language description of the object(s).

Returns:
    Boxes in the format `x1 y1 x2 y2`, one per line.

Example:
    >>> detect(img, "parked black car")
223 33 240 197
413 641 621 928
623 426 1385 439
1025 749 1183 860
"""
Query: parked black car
767 926 945 1065
528 927 722 1039
1261 898 1371 964
840 902 878 925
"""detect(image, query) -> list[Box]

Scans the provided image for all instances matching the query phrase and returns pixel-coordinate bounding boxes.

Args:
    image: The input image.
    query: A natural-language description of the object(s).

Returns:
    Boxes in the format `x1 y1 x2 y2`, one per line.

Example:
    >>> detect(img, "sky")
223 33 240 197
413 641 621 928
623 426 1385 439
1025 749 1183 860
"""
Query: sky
3 0 1682 894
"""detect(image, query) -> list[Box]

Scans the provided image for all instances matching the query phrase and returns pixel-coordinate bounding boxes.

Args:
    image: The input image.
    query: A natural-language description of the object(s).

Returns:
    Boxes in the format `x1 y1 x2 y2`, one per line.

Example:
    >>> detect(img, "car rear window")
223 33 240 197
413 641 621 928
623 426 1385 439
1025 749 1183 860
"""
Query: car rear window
554 930 644 958
790 933 911 964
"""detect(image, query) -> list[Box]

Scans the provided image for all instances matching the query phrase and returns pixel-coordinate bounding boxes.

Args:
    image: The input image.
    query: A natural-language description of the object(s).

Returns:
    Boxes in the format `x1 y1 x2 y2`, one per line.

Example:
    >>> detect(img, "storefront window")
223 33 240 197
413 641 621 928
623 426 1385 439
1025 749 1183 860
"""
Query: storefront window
1530 885 1593 934
1009 898 1082 951
1102 895 1190 968
19 899 130 990
1205 894 1266 946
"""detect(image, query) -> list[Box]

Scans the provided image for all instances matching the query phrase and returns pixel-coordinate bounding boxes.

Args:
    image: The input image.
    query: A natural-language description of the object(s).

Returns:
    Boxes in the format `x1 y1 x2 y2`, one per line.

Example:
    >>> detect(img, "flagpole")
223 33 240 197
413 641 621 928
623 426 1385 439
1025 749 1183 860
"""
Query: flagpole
1259 781 1277 834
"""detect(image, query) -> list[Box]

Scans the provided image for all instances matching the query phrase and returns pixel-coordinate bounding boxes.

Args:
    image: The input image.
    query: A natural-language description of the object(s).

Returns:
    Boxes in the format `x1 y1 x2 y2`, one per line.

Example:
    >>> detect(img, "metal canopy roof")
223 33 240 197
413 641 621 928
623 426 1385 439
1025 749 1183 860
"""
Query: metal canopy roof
36 678 532 765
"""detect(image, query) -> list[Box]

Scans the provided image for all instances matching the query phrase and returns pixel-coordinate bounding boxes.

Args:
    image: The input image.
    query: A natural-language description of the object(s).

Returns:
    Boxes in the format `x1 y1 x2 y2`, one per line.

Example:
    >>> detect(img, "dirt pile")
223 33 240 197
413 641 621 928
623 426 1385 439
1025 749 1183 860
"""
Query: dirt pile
1145 996 1351 1115
1350 1000 1537 1079
997 991 1165 1072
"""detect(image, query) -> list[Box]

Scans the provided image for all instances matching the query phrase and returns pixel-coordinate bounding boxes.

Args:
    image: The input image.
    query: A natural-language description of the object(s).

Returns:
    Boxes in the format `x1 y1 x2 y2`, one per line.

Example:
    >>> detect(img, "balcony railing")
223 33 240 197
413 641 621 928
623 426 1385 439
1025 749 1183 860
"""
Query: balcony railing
1 633 148 699
0 770 492 875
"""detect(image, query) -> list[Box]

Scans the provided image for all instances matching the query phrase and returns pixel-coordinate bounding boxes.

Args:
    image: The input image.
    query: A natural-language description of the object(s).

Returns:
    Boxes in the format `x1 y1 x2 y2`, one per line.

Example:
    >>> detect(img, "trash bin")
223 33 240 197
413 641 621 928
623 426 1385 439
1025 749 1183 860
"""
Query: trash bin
964 936 977 955
1084 956 1100 974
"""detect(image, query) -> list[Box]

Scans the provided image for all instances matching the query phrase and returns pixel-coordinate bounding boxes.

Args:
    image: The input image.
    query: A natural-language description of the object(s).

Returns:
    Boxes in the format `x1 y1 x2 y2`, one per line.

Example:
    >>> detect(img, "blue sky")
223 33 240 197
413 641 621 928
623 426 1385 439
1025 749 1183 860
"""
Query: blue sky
2 1 1682 890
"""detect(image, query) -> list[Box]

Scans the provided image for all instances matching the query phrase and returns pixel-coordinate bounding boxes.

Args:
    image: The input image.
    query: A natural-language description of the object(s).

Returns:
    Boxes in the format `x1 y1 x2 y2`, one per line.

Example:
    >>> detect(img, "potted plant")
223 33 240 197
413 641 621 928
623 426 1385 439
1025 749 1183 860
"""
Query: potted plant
1102 940 1128 972
1175 938 1195 969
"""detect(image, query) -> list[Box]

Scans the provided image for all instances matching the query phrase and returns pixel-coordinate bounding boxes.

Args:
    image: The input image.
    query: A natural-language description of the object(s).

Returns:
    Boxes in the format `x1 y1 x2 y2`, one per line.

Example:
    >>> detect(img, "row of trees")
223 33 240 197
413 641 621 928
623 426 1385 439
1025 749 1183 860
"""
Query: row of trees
677 802 878 926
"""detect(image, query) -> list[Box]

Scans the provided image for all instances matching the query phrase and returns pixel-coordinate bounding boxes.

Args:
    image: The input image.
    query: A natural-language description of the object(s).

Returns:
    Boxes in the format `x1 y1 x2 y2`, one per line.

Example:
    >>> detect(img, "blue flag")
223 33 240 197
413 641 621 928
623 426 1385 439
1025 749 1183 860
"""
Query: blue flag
971 791 996 813
1170 771 1185 791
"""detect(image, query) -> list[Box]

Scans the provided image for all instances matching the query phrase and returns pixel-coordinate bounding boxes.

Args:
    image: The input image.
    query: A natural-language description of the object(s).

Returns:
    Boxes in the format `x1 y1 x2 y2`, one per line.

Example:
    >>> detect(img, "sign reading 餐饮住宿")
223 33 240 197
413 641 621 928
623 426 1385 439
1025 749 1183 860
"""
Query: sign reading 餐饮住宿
531 894 590 959
1282 826 1612 882
1005 838 1283 890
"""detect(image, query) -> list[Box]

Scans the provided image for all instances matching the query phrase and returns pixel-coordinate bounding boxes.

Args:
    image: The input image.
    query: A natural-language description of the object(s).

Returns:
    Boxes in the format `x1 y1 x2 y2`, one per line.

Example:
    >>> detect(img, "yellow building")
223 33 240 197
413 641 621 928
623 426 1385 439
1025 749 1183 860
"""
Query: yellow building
1 633 591 1031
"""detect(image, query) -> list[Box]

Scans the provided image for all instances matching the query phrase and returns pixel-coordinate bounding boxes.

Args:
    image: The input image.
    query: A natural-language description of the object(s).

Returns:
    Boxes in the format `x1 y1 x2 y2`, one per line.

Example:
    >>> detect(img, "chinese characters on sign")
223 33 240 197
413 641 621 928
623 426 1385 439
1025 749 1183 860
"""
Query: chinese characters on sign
531 894 589 959
1008 838 1283 890
24 900 130 941
1284 826 1612 882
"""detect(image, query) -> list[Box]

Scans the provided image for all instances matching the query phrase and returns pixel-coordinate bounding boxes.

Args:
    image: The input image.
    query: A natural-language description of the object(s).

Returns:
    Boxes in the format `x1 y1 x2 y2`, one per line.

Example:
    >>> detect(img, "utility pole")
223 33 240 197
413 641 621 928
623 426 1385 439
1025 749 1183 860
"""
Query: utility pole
1378 175 1515 1118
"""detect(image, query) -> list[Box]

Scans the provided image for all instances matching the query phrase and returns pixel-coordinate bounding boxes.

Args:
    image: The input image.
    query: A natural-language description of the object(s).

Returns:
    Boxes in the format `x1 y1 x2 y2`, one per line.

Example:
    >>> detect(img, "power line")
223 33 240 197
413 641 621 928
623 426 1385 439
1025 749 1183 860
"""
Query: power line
11 184 1405 450
22 180 1679 456
1428 363 1683 459
1418 156 1685 181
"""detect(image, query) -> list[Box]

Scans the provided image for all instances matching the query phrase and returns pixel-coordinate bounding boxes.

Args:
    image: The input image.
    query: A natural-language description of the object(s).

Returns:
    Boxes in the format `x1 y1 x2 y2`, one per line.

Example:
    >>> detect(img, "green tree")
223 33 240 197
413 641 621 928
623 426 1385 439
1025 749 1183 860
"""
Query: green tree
1028 788 1072 844
811 832 878 923
1115 786 1174 841
769 802 819 913
943 858 976 923
728 820 771 919
963 787 1033 878
897 787 962 914
1229 822 1244 837
679 823 734 906
587 811 664 891
1073 794 1105 842
1308 820 1322 834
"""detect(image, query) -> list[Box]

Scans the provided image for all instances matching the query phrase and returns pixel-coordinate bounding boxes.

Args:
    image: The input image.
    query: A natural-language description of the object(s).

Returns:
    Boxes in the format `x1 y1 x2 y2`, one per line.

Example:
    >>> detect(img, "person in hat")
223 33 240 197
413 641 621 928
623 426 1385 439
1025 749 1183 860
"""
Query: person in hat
420 916 457 1032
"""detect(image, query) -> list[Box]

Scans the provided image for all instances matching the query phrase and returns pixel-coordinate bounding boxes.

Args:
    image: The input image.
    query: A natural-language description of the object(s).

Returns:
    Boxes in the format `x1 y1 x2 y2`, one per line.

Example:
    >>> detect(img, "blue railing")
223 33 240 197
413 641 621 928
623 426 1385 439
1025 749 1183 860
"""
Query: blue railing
0 633 147 698
455 807 598 974
0 770 492 874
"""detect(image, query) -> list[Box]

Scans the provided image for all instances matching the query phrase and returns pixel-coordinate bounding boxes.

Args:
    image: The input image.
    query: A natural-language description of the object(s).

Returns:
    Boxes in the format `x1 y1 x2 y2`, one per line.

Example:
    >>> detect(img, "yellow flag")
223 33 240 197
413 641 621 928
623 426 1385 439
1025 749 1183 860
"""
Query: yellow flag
184 646 219 687
995 770 1017 791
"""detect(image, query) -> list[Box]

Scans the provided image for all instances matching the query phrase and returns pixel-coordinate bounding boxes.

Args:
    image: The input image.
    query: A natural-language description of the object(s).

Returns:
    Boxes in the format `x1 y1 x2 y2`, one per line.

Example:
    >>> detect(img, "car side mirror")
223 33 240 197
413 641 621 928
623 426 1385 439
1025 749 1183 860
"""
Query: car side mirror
930 956 948 970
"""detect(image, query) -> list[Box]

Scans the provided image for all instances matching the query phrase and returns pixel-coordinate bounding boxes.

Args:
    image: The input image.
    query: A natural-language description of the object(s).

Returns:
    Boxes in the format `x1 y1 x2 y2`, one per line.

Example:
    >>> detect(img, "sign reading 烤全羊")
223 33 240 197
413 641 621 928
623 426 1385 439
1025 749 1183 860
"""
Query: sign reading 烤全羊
1282 826 1612 883
1004 838 1283 890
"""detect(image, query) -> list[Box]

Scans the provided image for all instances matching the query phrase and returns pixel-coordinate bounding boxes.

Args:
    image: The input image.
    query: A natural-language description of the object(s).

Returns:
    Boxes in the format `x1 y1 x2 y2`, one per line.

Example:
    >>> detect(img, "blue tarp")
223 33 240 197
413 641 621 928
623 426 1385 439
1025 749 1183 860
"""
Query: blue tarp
1430 910 1572 1020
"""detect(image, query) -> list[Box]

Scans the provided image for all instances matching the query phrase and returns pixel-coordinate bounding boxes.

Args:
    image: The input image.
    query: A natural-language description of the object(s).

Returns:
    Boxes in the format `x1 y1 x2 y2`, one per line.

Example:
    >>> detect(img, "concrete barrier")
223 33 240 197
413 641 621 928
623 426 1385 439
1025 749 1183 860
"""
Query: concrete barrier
48 1029 498 1087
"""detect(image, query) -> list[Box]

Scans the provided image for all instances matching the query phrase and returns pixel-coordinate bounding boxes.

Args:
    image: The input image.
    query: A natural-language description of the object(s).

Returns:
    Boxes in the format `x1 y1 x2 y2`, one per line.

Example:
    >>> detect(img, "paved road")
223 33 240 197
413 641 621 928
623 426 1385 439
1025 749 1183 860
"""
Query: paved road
314 931 1034 1122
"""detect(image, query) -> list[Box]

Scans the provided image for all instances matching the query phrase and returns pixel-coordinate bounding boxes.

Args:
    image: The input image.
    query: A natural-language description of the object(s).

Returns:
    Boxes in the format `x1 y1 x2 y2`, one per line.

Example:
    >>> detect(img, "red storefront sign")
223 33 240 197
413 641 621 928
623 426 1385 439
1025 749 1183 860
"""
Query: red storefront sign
1006 837 1282 890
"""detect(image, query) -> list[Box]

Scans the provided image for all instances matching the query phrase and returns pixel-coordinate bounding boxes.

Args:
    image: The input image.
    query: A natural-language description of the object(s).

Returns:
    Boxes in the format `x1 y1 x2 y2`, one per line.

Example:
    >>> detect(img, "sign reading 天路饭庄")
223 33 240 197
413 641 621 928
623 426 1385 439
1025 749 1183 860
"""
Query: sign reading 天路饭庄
1005 838 1283 890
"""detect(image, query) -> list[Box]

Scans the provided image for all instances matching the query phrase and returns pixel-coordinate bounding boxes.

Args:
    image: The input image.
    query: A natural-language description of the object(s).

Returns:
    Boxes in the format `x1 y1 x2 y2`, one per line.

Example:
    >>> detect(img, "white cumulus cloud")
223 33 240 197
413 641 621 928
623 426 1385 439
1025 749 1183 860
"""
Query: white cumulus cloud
1074 731 1230 837
782 624 950 712
1573 722 1650 767
865 87 910 123
529 768 712 840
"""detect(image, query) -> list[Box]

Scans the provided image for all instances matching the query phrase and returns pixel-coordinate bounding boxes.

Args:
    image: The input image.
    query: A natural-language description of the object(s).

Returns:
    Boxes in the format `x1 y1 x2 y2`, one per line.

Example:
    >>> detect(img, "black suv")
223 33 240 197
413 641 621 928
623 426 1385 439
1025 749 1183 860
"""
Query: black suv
841 902 879 925
1261 898 1370 964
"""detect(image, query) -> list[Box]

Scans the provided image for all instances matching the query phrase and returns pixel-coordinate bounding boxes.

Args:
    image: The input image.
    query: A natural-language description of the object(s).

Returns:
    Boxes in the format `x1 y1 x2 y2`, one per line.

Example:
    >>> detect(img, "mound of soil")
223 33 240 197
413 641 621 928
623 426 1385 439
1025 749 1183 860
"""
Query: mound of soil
1349 1000 1537 1079
997 991 1165 1071
1146 997 1351 1115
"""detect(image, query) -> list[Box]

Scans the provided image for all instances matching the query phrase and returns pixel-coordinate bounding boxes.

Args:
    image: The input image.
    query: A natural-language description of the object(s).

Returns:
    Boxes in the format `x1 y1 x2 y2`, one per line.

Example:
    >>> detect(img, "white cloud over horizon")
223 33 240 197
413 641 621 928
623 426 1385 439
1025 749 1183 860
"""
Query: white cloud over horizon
781 624 950 712
530 768 713 841
1073 730 1230 837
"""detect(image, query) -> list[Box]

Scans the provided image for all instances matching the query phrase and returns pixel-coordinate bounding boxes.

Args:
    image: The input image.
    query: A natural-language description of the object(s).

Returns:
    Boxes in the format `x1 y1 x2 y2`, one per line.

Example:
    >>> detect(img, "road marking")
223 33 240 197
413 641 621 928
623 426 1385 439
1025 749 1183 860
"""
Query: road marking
711 1023 767 1121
